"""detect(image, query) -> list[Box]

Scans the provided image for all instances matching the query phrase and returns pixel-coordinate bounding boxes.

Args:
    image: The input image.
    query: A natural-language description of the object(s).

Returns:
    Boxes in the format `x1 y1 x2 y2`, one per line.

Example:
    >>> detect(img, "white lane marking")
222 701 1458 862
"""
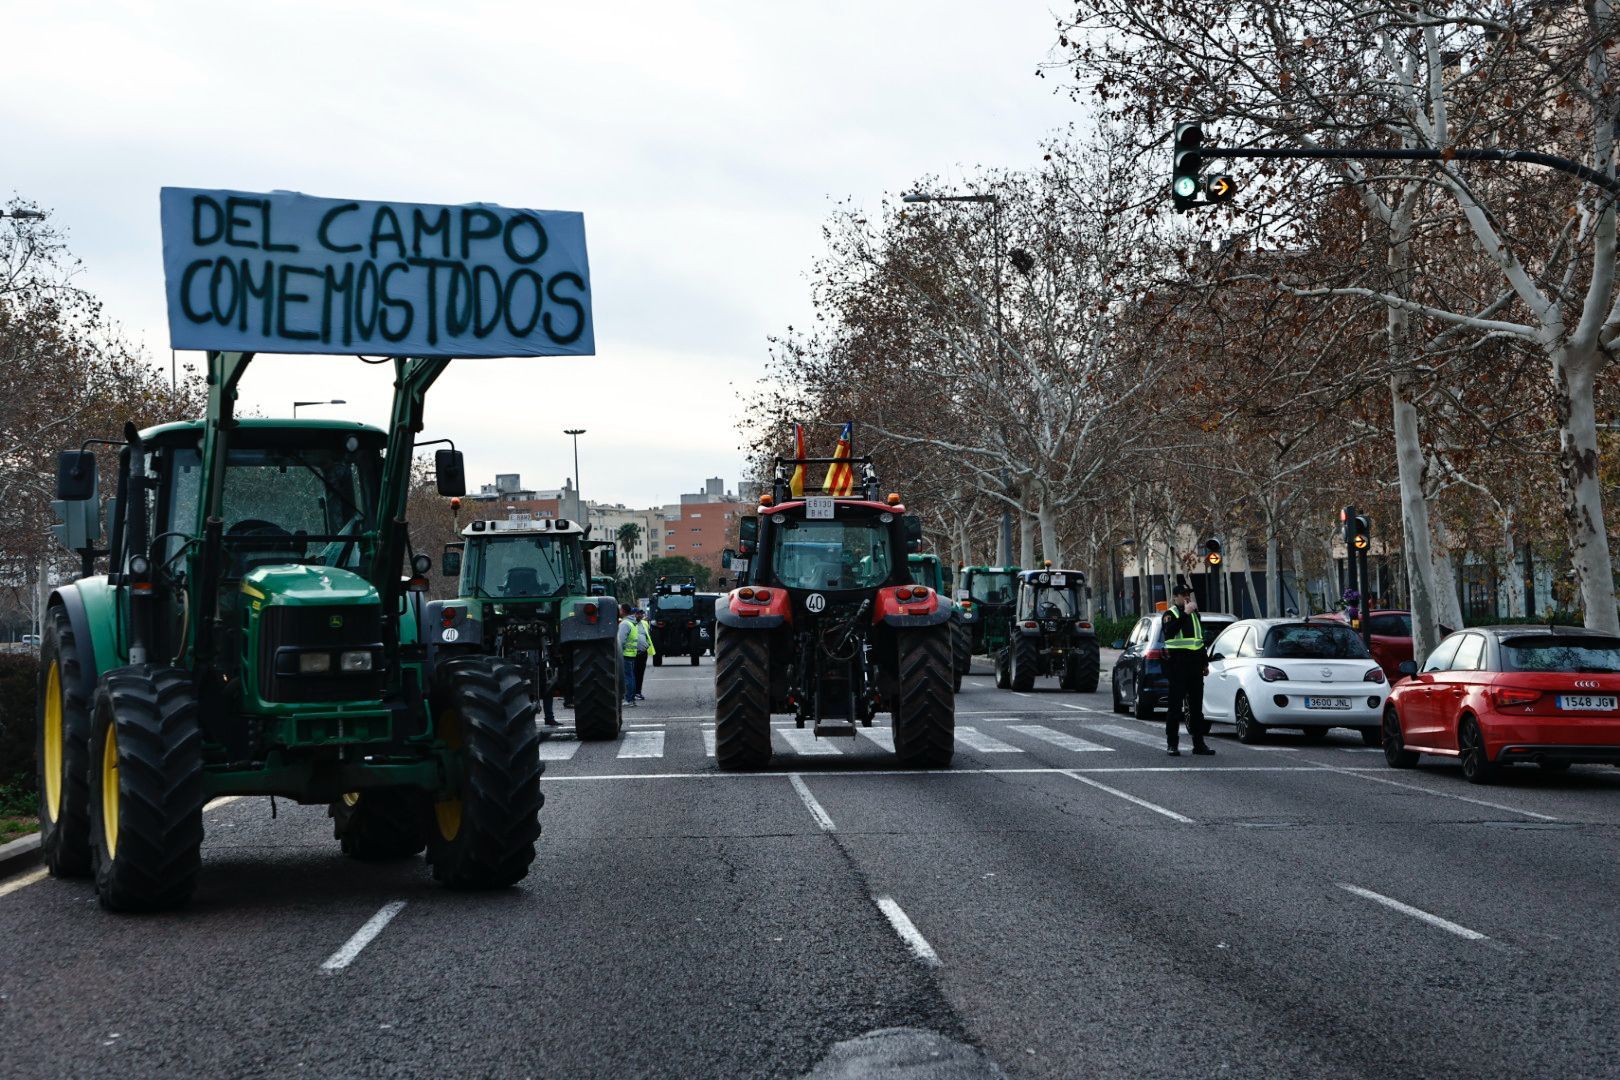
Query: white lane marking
320 901 407 972
862 728 896 753
1057 702 1114 715
206 796 242 810
1009 725 1114 753
0 868 50 899
703 727 716 757
1337 884 1488 941
1011 692 1034 699
539 740 582 761
1061 771 1196 823
789 774 836 831
1314 764 1560 821
617 731 666 758
874 896 941 966
546 765 1370 781
955 727 1024 754
1085 723 1169 749
779 728 843 755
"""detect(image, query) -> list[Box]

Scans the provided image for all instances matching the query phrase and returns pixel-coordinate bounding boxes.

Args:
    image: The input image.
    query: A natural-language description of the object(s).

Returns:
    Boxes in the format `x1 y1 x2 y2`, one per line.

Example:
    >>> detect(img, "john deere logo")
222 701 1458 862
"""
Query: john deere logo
328 614 344 629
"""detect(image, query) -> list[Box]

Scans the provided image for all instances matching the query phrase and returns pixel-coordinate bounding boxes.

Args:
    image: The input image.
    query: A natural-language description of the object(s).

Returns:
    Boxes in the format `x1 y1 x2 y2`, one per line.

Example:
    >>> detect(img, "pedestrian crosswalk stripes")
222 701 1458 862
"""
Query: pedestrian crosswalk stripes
1084 723 1170 749
778 728 843 755
703 727 717 757
954 727 1022 754
861 728 896 753
618 731 666 758
1007 725 1114 753
539 739 583 761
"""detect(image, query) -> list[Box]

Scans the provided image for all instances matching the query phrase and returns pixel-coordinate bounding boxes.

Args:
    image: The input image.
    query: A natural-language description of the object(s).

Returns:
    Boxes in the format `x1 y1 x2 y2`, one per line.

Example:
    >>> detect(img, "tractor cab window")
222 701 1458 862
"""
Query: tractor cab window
908 560 941 591
772 520 893 591
968 571 1015 606
655 594 695 611
466 535 583 599
1018 582 1082 620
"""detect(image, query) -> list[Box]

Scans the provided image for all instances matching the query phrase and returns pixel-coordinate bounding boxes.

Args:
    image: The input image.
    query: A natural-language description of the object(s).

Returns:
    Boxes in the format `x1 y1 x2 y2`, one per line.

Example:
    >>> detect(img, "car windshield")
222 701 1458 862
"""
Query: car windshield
968 571 1016 605
772 520 893 590
656 594 695 611
466 535 584 598
1500 636 1620 673
1368 613 1413 637
1263 624 1371 659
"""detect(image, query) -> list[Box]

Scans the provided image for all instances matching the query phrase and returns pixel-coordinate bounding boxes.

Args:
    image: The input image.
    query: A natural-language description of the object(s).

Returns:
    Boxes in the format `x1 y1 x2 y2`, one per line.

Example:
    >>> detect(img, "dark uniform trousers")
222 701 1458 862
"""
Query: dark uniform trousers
1164 651 1209 748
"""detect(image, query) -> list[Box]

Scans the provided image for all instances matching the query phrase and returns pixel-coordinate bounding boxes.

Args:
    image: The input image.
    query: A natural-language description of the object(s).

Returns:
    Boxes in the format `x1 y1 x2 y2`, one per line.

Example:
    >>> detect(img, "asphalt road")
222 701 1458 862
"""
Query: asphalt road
3 655 1619 1078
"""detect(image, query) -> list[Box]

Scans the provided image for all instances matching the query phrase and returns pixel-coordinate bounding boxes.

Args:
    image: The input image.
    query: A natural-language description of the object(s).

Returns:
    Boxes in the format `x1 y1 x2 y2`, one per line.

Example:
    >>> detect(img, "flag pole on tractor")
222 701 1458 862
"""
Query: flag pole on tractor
790 423 807 497
823 421 855 496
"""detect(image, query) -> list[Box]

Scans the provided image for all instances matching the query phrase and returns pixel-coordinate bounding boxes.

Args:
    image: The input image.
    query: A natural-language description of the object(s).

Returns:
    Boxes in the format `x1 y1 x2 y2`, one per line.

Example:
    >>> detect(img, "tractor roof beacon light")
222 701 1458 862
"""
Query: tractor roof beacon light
1172 121 1204 212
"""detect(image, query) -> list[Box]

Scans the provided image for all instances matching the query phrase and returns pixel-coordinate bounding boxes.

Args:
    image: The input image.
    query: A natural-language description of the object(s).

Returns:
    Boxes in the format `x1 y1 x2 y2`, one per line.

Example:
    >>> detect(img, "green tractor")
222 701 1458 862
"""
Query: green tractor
992 568 1101 693
958 565 1020 657
907 553 971 692
36 351 543 911
437 517 623 741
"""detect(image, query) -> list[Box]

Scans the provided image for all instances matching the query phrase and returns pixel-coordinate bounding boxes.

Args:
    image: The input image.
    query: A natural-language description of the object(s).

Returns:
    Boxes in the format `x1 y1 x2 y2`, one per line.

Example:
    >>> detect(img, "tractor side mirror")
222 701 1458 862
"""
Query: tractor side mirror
434 449 466 497
56 450 98 501
738 517 758 553
441 545 462 578
599 546 618 576
902 515 923 553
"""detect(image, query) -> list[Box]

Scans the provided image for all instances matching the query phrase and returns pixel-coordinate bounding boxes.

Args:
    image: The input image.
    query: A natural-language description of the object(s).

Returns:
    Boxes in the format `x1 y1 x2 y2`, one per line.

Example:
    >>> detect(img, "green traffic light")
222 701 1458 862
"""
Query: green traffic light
1173 175 1199 198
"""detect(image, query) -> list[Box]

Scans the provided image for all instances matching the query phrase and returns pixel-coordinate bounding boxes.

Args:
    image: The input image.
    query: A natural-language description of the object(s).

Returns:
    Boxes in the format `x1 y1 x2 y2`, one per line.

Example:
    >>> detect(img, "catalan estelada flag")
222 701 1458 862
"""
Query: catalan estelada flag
822 422 855 496
789 424 807 497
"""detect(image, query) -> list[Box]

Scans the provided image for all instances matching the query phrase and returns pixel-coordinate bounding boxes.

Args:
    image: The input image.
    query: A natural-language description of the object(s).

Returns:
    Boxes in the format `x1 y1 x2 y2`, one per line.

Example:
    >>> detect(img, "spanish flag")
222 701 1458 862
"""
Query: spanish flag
822 422 855 496
789 424 806 497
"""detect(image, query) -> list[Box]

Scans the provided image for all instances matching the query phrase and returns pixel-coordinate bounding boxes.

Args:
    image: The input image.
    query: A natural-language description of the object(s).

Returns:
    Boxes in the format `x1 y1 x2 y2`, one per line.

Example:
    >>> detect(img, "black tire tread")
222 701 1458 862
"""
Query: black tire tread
1010 635 1039 692
571 640 622 741
714 627 772 770
1069 639 1100 694
330 788 427 861
38 604 94 877
892 627 955 768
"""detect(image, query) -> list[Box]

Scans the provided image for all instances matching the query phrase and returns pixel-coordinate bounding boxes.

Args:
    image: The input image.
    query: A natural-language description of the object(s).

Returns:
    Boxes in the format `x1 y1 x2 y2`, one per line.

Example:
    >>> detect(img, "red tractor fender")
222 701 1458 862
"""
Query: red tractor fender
874 586 952 628
716 587 792 630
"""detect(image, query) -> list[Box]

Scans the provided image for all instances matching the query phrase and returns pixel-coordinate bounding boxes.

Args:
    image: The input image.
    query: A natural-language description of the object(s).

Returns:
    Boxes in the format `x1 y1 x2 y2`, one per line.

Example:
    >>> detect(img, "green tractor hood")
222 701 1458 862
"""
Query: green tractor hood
242 564 379 609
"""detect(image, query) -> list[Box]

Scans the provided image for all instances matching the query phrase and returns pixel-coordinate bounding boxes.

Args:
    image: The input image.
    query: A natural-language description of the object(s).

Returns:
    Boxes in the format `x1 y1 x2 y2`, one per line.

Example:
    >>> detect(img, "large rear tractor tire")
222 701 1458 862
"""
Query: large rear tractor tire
892 626 955 768
1010 635 1039 692
427 657 544 889
714 627 773 770
89 667 205 912
37 605 94 878
330 788 428 861
571 639 623 741
1068 639 1100 694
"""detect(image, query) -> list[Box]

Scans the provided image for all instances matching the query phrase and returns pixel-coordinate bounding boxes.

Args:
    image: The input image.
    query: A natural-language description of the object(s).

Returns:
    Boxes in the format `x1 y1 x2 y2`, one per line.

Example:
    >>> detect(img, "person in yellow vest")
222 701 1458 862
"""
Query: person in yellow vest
1161 583 1214 756
632 608 656 701
618 605 639 707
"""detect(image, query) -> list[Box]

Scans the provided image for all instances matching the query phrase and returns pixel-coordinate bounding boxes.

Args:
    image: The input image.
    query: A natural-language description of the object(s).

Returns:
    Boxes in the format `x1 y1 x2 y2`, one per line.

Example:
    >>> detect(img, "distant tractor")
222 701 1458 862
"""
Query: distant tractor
437 516 623 741
907 553 971 692
37 350 543 912
993 568 1101 693
647 577 704 666
959 565 1020 657
713 457 954 769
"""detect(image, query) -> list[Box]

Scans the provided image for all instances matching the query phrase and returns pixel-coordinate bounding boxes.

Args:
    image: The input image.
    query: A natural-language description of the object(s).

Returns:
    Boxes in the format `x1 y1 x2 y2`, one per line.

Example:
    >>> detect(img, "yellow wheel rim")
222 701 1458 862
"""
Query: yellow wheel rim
43 662 63 822
434 708 463 841
101 722 119 857
342 792 361 808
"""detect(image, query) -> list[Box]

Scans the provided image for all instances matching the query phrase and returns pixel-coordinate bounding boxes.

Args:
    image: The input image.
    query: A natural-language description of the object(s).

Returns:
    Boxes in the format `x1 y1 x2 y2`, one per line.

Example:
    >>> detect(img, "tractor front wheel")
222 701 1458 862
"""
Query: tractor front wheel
37 605 94 877
427 657 544 889
714 627 772 770
1010 635 1039 692
893 626 955 767
330 788 428 861
89 666 205 912
570 640 622 741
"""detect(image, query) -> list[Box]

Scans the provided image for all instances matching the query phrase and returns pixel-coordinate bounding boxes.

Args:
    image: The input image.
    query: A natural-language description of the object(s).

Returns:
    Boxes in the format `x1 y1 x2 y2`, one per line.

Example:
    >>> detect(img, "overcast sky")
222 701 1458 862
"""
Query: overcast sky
4 1 1080 508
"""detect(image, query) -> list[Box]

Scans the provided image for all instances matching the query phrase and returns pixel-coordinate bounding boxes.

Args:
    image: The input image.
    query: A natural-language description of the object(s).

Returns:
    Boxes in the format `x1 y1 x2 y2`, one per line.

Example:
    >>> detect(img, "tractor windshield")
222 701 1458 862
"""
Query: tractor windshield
465 535 584 599
1021 585 1082 620
655 594 695 611
968 571 1015 606
772 520 894 590
908 559 942 591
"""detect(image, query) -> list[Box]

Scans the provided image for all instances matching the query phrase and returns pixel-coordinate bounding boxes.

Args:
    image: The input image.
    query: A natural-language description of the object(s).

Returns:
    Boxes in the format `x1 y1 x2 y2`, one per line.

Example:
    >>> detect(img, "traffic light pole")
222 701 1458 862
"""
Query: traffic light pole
1202 145 1620 200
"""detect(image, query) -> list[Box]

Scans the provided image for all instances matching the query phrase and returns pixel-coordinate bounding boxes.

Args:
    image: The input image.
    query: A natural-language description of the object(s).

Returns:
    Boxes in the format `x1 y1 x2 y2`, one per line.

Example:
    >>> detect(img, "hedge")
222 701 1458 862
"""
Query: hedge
0 652 39 797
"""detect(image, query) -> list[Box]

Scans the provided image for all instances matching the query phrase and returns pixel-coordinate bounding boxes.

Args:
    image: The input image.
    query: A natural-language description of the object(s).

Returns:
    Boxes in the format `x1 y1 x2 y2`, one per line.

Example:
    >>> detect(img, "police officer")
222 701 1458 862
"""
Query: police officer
1162 583 1215 757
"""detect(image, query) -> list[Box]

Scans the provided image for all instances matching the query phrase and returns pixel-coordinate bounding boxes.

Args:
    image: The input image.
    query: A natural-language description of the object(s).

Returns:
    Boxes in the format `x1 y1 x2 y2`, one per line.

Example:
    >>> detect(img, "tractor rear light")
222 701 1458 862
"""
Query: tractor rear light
1079 621 1092 629
299 652 333 674
686 620 695 627
582 602 598 617
656 620 665 628
754 589 771 602
131 582 156 596
1258 665 1288 682
1364 667 1387 684
739 587 755 600
737 608 758 617
406 575 429 592
340 650 374 673
1492 687 1541 708
1023 620 1038 629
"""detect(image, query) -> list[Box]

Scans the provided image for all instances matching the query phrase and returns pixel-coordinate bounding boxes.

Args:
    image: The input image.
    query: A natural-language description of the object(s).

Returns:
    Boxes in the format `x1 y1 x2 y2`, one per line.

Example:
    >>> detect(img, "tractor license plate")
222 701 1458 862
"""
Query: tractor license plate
1305 697 1350 710
1557 695 1616 711
806 497 835 519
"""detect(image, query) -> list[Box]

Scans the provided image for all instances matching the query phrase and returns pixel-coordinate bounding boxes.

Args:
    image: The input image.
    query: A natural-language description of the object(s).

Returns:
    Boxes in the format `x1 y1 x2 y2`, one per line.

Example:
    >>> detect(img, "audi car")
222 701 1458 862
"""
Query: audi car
1204 618 1386 744
1383 625 1620 783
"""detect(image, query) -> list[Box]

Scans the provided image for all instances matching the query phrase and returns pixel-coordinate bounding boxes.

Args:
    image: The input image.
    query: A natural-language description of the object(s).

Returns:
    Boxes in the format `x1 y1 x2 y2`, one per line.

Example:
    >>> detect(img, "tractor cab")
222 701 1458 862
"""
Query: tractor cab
959 565 1021 655
457 517 589 601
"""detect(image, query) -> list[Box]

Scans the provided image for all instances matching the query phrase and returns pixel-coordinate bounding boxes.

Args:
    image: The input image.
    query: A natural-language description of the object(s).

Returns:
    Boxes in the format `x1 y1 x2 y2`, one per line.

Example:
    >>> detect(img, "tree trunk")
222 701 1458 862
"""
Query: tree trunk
1554 349 1619 634
1430 520 1466 632
1235 533 1262 618
1264 532 1281 618
1037 499 1060 568
1500 514 1526 620
1290 544 1307 617
1392 372 1444 659
1019 510 1036 569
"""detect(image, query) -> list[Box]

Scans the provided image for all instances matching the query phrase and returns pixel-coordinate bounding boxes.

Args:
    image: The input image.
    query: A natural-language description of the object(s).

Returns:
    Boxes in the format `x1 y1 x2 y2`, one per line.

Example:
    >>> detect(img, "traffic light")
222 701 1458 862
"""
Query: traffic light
1204 537 1223 567
1206 174 1237 204
1352 516 1371 552
1172 122 1203 212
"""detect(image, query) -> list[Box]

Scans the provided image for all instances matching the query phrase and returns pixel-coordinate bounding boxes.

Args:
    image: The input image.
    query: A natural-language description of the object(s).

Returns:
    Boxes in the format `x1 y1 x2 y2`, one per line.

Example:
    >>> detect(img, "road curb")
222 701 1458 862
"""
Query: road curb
0 832 42 880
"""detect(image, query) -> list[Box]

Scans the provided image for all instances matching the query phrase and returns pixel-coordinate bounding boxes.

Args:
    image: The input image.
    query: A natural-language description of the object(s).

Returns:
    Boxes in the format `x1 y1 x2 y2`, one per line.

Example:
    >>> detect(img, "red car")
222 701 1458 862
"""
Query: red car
1318 609 1415 684
1384 625 1620 783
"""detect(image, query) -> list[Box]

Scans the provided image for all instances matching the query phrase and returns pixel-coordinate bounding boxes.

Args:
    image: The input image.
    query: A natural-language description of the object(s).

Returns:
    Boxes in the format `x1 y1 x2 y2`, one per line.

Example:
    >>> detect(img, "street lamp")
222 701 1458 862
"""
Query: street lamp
293 399 345 416
0 209 46 221
903 190 1012 565
563 428 586 521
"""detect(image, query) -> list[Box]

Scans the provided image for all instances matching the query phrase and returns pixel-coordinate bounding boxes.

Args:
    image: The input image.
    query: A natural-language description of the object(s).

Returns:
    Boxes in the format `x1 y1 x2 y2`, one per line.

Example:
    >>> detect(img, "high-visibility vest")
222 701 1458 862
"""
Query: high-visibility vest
621 621 639 657
636 621 655 655
1165 609 1203 650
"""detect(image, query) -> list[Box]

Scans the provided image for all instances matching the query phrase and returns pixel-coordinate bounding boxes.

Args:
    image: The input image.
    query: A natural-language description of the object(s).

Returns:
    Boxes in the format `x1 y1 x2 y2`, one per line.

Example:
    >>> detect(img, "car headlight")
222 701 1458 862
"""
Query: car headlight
340 650 374 673
299 652 333 674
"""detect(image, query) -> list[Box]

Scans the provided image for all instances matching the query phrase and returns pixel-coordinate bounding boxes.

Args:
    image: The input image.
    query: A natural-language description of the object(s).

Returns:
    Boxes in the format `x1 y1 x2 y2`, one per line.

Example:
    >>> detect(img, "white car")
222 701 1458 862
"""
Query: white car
1204 618 1387 745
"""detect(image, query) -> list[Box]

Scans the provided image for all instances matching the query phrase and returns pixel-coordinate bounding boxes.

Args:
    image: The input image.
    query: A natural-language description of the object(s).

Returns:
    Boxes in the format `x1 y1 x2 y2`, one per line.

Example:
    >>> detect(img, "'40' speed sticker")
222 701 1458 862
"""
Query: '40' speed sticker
806 593 826 612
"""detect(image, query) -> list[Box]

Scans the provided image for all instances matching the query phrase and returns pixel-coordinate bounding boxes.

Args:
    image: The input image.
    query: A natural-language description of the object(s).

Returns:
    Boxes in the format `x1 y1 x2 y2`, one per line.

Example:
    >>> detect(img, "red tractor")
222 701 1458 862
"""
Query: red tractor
713 457 955 770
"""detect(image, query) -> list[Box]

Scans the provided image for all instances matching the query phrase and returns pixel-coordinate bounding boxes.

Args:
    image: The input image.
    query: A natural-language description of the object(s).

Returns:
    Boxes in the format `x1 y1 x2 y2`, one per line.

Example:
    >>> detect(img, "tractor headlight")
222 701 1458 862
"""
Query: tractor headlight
299 652 333 674
340 650 374 673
